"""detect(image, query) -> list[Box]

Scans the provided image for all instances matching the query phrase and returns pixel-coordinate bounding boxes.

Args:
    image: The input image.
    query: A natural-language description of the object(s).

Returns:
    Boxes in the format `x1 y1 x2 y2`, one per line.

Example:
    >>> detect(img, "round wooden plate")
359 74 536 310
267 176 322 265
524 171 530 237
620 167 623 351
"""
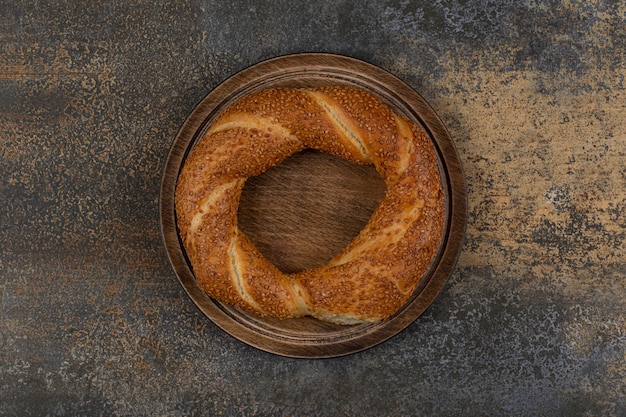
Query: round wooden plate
160 53 466 358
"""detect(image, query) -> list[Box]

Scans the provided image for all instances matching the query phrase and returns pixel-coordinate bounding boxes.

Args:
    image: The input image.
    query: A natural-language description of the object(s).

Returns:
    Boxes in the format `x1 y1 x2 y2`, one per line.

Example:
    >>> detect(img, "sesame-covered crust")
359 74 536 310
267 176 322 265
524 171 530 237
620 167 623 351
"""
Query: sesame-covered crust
175 86 444 324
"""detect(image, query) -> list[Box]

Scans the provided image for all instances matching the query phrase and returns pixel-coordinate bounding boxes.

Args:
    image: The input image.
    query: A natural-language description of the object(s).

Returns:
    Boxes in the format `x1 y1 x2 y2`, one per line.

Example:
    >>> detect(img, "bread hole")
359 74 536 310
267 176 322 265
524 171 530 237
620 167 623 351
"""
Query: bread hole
237 149 386 273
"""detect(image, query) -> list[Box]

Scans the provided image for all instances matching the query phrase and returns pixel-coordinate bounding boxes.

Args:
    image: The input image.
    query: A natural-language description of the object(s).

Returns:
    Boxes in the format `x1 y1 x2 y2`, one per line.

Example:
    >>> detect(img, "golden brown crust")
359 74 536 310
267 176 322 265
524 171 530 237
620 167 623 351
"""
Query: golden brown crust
175 86 444 323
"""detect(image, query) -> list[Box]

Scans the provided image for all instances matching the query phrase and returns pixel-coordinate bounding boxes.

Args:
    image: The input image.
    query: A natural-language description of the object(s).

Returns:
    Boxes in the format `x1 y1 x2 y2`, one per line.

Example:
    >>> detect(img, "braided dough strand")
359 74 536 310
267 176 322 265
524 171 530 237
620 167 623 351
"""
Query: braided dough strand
175 86 444 324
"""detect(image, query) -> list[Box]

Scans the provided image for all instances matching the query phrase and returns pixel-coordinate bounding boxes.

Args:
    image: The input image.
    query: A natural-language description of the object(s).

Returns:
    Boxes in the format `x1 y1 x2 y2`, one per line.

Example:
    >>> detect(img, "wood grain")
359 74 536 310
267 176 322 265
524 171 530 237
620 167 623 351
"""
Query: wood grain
238 149 386 273
160 53 467 358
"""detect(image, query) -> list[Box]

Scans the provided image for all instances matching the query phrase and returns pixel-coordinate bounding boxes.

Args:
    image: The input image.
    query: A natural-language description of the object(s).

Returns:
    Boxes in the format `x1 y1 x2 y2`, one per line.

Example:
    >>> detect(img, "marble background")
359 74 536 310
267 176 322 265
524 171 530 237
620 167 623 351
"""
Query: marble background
1 0 624 416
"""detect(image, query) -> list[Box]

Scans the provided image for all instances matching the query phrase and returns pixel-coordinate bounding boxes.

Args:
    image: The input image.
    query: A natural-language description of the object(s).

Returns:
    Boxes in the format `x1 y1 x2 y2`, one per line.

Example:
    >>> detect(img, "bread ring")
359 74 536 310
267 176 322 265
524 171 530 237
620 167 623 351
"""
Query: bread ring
175 86 445 324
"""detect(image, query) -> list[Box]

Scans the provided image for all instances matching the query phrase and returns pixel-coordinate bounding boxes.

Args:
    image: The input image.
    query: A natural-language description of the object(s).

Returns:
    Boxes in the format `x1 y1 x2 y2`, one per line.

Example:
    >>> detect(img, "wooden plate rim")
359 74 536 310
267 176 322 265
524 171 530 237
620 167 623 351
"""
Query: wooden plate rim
160 53 467 358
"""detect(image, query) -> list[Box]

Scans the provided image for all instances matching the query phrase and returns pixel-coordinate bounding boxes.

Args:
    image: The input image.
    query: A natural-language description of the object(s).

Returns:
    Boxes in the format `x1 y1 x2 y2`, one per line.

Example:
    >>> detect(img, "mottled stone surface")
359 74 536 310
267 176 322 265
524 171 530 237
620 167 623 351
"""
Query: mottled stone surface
1 1 625 416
